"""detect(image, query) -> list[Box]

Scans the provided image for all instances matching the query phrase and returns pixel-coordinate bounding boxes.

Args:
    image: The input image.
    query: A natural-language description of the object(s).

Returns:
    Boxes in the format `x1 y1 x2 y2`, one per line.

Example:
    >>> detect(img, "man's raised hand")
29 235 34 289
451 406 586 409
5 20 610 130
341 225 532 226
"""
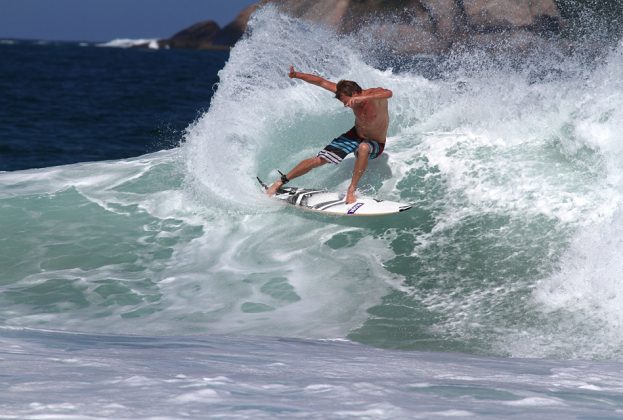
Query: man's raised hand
289 66 297 78
346 96 362 108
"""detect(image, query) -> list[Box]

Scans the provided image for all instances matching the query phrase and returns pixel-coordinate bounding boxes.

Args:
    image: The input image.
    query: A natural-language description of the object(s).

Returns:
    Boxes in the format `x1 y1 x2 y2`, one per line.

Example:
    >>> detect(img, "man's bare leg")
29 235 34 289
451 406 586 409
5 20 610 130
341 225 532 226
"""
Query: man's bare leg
346 143 371 204
266 156 327 196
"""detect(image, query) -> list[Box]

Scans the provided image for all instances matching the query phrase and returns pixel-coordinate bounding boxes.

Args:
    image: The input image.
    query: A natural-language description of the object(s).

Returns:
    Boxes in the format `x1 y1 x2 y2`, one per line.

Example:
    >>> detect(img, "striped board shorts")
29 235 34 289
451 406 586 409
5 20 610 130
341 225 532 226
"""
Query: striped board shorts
317 127 385 164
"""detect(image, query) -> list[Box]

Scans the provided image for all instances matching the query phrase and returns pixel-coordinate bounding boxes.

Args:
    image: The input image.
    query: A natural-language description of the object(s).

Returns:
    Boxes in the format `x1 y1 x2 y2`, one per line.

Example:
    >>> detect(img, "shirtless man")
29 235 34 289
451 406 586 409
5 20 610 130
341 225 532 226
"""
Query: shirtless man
266 66 392 204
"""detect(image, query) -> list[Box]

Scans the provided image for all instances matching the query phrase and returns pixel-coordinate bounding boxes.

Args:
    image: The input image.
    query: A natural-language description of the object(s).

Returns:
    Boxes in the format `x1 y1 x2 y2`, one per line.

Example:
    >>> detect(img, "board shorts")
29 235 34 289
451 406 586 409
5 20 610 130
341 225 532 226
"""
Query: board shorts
317 127 385 164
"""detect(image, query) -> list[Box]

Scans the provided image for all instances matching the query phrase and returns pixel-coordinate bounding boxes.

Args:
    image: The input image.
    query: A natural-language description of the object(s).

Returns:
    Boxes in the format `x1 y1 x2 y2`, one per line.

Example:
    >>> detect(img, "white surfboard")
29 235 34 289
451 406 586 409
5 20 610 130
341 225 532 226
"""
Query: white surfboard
257 178 412 216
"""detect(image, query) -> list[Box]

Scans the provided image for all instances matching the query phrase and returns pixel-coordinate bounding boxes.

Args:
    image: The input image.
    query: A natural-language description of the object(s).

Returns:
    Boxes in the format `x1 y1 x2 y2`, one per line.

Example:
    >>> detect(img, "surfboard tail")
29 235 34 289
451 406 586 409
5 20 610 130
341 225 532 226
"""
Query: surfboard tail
256 177 268 190
257 176 293 194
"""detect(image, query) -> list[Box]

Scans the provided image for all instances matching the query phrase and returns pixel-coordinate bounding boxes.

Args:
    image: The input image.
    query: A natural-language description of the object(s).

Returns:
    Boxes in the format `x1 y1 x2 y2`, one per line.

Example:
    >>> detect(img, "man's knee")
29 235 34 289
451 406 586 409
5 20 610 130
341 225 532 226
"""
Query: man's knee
311 156 327 167
357 143 371 156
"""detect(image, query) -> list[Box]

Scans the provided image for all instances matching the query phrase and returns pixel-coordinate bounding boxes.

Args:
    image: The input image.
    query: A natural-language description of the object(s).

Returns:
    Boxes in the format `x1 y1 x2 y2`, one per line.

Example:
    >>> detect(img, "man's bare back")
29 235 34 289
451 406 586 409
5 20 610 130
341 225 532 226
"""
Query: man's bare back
266 67 392 204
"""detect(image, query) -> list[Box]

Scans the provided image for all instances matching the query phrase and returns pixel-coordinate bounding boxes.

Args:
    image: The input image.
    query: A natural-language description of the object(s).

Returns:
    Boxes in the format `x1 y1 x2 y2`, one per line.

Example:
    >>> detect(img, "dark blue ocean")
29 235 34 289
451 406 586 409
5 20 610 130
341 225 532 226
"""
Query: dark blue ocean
3 7 623 418
0 40 227 171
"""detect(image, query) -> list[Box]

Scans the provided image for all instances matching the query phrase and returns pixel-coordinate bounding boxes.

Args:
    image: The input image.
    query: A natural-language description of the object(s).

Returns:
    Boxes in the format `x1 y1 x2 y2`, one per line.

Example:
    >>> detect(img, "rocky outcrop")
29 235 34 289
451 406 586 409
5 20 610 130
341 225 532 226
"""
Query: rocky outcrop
265 0 563 53
155 0 564 54
154 4 259 50
211 4 260 47
462 0 562 33
158 20 223 50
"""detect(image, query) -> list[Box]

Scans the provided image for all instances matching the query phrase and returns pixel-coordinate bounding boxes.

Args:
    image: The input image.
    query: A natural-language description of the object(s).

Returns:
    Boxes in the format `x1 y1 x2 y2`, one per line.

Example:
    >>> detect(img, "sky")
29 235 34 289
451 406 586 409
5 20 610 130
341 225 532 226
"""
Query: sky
0 0 259 42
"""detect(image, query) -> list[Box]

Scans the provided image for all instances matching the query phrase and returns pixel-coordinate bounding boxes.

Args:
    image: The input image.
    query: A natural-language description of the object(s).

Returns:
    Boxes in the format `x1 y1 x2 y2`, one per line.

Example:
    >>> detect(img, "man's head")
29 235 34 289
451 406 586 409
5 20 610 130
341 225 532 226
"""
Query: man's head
335 80 362 105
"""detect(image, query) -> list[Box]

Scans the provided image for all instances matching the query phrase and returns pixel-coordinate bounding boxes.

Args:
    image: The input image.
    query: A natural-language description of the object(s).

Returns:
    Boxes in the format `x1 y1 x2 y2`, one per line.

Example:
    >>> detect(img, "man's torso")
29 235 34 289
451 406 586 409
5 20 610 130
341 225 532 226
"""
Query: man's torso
352 94 389 142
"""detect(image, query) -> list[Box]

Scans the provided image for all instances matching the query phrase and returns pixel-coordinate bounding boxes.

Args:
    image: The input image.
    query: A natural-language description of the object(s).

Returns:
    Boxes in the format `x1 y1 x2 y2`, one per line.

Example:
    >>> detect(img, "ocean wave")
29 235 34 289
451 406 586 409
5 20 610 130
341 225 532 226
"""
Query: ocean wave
98 38 160 49
3 6 623 360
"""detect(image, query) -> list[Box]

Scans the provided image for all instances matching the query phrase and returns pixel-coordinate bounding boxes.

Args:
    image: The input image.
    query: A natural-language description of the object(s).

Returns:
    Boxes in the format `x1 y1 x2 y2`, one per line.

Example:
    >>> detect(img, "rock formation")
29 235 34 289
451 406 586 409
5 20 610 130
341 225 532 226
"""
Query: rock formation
155 0 564 54
157 20 222 50
263 0 563 53
211 4 260 47
154 4 259 50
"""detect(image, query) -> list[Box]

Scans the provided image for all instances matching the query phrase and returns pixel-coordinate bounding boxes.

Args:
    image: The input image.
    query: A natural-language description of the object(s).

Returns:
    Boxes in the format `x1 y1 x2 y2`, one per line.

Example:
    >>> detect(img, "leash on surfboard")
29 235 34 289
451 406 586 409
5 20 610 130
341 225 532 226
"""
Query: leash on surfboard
278 170 290 185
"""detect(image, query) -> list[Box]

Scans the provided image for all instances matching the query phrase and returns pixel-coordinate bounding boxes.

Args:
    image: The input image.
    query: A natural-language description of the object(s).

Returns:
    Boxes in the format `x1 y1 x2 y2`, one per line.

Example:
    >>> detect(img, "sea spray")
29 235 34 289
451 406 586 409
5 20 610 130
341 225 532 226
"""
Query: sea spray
529 43 623 359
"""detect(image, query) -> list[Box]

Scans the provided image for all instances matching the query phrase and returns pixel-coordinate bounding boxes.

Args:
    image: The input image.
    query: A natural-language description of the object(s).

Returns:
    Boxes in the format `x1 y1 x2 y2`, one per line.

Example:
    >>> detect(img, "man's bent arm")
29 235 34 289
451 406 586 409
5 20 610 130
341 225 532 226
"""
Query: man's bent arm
289 66 336 93
346 87 392 107
360 87 393 100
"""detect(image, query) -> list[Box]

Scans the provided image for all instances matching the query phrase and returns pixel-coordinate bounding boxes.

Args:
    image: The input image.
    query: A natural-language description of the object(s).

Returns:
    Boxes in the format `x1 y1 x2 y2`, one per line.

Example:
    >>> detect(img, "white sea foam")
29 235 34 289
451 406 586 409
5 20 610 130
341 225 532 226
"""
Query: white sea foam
2 330 623 419
98 38 159 49
521 46 623 359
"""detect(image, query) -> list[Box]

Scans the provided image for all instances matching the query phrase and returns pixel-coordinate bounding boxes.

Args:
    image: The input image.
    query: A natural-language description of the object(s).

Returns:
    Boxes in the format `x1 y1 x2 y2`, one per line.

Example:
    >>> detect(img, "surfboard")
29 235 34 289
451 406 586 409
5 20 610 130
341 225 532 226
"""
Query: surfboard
257 177 412 216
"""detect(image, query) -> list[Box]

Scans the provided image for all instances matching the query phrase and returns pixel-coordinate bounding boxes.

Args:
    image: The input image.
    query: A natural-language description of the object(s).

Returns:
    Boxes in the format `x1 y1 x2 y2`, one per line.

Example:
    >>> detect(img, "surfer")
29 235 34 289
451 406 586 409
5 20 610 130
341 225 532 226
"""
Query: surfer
266 66 392 204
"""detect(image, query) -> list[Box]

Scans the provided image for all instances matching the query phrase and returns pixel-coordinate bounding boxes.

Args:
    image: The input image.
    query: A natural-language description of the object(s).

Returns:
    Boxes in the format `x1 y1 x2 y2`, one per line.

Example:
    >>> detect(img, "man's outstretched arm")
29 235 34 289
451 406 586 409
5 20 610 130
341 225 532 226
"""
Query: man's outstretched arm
289 66 337 93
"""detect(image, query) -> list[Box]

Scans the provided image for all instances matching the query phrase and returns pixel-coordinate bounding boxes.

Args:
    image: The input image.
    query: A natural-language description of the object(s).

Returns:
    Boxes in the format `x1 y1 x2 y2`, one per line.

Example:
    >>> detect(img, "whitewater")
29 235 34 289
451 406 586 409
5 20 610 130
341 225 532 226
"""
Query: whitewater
3 6 623 418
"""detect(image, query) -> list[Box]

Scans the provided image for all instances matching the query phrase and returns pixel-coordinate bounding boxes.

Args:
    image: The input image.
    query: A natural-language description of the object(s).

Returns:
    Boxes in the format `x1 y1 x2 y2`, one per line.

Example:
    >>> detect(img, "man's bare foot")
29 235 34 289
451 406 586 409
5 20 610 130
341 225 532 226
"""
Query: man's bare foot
266 180 283 196
345 188 357 204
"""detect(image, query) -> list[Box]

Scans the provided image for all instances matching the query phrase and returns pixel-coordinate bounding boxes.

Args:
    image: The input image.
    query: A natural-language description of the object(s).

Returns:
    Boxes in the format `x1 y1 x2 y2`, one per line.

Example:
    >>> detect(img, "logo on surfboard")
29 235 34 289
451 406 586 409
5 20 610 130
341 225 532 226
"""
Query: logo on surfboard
347 203 364 214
